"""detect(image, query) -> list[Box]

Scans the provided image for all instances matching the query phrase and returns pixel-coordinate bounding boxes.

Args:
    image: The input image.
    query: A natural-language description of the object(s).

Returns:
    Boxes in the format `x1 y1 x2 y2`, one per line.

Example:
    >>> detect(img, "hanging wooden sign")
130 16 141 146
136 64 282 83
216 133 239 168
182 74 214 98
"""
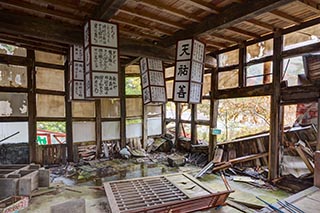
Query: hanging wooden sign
173 38 205 104
139 58 167 104
84 19 119 98
69 45 85 100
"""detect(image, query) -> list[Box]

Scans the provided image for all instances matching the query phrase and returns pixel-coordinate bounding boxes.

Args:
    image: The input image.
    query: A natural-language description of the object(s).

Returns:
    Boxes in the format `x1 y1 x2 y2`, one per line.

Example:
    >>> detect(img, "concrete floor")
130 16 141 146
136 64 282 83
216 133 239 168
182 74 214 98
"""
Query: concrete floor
21 159 292 212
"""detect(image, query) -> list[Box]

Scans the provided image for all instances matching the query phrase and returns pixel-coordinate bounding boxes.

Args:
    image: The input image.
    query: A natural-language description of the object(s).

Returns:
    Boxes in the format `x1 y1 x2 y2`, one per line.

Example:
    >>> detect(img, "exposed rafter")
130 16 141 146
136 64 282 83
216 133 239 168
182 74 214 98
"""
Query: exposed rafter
245 19 274 31
210 32 243 43
296 0 320 14
269 10 302 24
158 0 295 47
93 0 127 20
132 0 201 22
118 7 185 29
227 27 260 38
179 0 220 14
111 16 173 36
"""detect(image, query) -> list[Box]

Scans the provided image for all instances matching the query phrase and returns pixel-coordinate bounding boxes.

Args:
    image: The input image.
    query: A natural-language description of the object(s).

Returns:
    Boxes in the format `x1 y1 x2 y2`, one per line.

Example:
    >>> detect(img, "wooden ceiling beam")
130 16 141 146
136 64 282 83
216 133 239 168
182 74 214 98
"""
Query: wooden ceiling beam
93 0 127 20
132 0 201 22
269 10 302 24
296 0 320 14
210 32 243 43
245 19 275 31
179 0 220 14
159 0 295 47
206 41 228 49
119 28 162 41
0 10 176 61
118 7 185 29
227 27 260 38
0 0 83 25
111 16 173 36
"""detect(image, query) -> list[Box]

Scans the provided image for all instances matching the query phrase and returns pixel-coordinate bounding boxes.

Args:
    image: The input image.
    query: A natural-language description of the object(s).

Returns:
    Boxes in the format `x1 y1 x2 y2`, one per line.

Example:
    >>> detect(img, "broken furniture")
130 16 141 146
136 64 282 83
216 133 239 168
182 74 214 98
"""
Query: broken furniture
104 173 234 213
0 196 29 213
0 164 49 199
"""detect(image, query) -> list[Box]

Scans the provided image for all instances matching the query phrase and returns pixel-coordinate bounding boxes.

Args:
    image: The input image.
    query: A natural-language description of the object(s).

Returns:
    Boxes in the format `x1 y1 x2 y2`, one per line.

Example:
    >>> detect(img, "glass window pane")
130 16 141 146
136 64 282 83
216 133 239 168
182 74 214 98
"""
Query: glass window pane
126 98 142 117
72 121 95 143
37 94 65 117
126 77 141 95
0 92 28 117
36 67 65 91
283 56 305 87
197 99 210 120
126 119 142 138
247 39 273 62
203 74 211 96
146 105 161 115
0 64 27 88
101 98 120 118
0 43 26 57
37 122 66 145
166 102 175 119
72 101 95 117
125 65 140 74
148 117 162 136
218 70 239 89
0 122 28 143
246 62 273 86
180 123 191 138
181 103 191 121
35 50 65 65
219 49 239 67
102 121 120 140
197 125 209 142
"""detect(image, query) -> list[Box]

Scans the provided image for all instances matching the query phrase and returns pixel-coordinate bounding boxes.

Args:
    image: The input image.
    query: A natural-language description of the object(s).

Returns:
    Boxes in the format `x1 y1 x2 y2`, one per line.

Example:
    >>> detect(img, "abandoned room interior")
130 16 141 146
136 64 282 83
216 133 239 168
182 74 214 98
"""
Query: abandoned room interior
1 0 320 212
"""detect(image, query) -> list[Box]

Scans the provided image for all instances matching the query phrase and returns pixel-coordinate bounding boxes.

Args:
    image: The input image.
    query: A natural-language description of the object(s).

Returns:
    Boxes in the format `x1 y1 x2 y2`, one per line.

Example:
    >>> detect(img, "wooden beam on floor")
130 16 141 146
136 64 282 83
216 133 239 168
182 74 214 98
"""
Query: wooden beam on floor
93 0 127 20
159 0 295 47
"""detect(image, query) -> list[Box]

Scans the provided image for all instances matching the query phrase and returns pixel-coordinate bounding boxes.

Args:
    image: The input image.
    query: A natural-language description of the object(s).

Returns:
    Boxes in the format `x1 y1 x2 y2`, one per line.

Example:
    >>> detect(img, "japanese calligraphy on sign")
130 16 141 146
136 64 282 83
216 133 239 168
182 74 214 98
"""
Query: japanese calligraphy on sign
189 83 202 103
139 58 167 104
90 20 118 48
69 45 85 100
84 19 119 98
173 82 189 102
92 72 118 97
173 39 205 103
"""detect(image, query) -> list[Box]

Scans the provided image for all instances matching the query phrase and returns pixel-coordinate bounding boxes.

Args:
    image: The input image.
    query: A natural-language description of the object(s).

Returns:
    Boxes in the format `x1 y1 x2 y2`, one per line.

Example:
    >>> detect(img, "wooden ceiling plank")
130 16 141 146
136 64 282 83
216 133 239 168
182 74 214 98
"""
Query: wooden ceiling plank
245 19 275 31
132 0 201 22
118 7 185 29
111 16 173 36
179 0 220 14
93 0 127 20
269 10 302 24
296 0 320 14
0 0 83 24
210 32 243 43
0 11 175 61
206 41 227 49
119 28 162 41
159 0 295 47
227 27 260 38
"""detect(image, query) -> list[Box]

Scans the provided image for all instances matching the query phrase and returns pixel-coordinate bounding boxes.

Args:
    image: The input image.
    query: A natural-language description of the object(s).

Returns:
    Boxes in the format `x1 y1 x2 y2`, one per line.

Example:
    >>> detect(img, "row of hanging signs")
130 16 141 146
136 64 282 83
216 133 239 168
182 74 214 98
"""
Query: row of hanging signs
69 19 206 104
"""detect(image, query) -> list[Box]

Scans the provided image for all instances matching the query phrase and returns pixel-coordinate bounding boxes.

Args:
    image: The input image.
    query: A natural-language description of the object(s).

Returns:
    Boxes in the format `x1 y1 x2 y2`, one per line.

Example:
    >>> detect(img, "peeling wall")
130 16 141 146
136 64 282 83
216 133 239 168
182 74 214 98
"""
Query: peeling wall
0 143 29 164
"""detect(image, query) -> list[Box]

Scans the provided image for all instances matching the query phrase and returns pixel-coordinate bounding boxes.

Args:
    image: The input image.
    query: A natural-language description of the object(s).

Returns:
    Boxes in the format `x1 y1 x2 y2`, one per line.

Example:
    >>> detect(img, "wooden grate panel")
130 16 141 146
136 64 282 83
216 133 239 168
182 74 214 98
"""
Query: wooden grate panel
109 176 188 212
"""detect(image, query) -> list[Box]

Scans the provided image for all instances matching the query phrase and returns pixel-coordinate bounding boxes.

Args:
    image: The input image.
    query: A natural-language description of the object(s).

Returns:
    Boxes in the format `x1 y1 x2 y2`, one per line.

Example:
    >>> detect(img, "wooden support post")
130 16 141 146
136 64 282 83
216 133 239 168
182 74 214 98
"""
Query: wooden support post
161 103 166 135
268 30 283 180
142 104 148 148
175 103 181 145
120 66 126 148
191 104 197 144
27 50 36 163
314 151 320 187
317 98 320 151
95 99 102 158
65 59 73 162
238 43 246 88
209 61 219 160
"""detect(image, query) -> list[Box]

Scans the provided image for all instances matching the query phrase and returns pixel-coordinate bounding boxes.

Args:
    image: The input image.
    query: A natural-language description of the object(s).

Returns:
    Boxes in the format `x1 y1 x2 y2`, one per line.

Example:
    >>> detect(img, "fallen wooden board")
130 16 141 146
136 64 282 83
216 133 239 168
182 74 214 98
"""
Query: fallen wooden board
104 173 234 213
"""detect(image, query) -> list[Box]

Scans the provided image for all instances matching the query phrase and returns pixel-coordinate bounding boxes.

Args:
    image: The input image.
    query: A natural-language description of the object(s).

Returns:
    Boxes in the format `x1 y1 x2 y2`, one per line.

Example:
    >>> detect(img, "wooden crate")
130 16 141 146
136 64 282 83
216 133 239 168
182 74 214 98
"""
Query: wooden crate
104 173 234 213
